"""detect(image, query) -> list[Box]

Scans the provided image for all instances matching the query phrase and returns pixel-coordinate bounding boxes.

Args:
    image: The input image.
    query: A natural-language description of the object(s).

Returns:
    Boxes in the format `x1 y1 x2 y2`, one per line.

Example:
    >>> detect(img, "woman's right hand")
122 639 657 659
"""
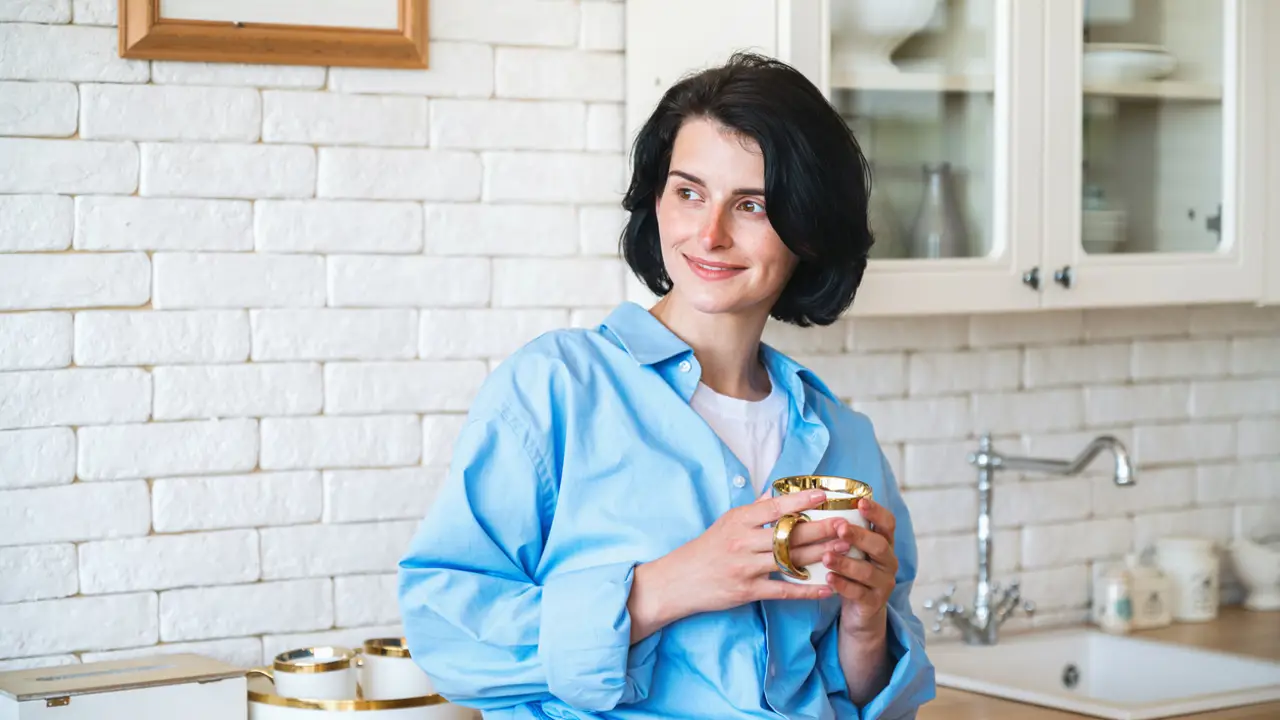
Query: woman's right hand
628 489 849 642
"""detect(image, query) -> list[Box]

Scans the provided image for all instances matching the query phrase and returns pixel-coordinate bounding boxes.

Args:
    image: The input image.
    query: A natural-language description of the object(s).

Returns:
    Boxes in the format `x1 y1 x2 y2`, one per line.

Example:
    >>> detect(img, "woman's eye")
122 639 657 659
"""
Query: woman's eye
676 188 701 202
739 199 764 213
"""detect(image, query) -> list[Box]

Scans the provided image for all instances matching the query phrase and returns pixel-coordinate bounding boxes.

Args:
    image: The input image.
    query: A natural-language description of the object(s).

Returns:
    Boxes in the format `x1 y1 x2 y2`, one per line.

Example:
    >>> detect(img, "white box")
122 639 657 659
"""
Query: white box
0 654 247 720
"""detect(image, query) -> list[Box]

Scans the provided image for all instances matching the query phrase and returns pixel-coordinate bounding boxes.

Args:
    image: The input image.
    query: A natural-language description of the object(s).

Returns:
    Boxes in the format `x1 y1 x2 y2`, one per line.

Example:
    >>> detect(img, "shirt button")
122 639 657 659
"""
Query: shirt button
769 664 778 678
678 360 692 373
732 475 747 488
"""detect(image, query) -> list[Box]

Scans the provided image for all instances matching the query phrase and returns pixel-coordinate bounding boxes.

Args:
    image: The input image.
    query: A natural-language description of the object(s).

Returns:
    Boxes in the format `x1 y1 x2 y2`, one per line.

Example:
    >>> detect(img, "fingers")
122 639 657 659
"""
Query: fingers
745 519 840 554
757 537 848 574
857 497 896 545
754 579 834 602
836 522 894 567
739 489 827 528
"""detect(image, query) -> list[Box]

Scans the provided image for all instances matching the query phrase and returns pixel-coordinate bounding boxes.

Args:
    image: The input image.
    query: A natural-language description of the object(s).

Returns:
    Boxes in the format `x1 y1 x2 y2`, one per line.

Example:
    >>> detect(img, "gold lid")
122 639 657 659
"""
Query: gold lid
772 475 873 510
0 654 245 702
362 638 412 659
273 647 356 674
247 676 445 711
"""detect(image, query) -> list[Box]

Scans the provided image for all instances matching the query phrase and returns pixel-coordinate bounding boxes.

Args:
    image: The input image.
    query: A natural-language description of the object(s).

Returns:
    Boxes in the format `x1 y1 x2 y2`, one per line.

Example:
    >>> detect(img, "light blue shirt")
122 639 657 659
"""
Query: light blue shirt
398 302 936 719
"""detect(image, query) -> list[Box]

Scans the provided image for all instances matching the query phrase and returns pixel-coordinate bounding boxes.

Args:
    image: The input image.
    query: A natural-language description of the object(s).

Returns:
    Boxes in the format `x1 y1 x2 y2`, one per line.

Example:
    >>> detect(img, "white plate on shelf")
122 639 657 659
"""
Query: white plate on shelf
1083 43 1177 84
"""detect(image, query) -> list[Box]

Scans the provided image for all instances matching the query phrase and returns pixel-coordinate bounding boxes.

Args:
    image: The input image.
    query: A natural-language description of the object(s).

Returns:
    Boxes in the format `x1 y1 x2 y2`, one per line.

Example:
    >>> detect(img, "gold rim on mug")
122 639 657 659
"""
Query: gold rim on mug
362 637 412 659
246 686 446 711
272 646 357 674
771 475 873 510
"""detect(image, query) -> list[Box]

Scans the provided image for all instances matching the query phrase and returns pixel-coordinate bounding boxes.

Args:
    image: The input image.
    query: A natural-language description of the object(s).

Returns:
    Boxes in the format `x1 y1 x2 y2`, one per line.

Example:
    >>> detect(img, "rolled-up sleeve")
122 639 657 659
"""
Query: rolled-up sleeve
398 406 659 713
817 447 937 719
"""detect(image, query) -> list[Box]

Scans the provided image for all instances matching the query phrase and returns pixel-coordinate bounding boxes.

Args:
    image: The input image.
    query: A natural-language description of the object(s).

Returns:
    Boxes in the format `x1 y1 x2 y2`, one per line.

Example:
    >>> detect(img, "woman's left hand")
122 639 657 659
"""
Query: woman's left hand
822 497 898 638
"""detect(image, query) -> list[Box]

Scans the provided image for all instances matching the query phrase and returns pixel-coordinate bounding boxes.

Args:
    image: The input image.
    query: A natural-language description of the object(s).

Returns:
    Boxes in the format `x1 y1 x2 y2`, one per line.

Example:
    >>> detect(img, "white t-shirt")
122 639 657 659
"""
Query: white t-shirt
689 373 790 496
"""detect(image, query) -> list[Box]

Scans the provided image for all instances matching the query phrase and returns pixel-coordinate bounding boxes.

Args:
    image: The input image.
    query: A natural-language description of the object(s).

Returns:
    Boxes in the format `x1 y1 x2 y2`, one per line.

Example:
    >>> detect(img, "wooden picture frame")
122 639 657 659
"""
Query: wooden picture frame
119 0 428 69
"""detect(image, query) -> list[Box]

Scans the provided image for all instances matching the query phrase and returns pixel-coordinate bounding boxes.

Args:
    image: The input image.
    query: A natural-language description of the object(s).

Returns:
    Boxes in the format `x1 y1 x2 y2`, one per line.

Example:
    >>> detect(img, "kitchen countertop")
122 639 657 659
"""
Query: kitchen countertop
919 606 1280 720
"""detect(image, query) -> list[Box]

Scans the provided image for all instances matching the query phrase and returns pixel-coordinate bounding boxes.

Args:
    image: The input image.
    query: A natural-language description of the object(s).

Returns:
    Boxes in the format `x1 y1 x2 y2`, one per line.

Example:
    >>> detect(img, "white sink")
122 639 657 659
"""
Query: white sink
929 628 1280 719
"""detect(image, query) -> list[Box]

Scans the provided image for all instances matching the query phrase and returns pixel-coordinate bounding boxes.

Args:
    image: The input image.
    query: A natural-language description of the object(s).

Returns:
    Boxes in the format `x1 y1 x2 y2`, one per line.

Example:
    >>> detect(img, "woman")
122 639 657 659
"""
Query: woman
399 52 935 719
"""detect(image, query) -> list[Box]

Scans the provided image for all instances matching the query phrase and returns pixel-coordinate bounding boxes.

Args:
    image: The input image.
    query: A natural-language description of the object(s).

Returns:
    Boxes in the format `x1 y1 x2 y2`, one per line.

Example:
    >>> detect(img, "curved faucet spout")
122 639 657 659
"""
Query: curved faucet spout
977 434 1136 487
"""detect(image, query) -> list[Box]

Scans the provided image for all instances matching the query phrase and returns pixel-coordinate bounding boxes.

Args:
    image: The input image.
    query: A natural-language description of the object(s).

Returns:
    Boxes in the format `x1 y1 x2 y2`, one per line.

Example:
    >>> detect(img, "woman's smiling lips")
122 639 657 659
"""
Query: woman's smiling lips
684 254 746 281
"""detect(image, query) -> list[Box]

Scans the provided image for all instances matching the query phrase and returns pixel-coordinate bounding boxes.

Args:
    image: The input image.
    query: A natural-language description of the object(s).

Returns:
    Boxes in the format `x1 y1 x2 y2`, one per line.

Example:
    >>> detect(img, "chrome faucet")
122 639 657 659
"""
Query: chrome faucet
923 433 1136 645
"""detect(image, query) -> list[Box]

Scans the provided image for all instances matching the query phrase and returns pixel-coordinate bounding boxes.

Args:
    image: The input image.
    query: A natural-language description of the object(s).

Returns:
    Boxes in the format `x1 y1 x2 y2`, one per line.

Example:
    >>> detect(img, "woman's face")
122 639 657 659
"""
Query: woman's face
655 117 798 320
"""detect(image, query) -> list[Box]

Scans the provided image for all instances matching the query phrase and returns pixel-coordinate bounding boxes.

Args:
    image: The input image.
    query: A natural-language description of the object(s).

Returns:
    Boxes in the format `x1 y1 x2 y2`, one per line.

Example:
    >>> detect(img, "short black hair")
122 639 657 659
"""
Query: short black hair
621 51 874 327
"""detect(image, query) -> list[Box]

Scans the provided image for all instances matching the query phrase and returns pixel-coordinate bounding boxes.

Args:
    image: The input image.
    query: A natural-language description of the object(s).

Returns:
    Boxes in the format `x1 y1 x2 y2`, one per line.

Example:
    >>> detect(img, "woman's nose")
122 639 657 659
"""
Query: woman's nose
698 208 732 250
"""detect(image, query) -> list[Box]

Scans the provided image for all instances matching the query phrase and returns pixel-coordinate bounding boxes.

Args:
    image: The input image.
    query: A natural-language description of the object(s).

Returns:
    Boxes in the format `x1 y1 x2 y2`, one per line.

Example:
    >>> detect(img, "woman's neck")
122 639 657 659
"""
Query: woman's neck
649 295 772 401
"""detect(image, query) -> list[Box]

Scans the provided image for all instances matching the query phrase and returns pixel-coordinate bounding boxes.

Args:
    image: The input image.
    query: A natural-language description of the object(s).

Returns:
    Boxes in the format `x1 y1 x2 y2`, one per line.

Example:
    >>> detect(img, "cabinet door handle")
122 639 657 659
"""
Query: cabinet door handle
1022 267 1041 290
1054 266 1074 289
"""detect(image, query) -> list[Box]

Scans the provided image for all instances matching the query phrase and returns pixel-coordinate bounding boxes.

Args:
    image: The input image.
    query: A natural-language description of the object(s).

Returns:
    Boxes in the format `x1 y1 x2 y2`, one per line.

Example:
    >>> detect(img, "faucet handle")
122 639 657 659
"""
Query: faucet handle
922 584 956 611
923 585 966 633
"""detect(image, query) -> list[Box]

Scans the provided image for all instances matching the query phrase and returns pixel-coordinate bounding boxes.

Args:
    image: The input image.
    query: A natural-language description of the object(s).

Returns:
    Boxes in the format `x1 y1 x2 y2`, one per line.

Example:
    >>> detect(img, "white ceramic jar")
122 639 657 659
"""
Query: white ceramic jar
1156 537 1220 622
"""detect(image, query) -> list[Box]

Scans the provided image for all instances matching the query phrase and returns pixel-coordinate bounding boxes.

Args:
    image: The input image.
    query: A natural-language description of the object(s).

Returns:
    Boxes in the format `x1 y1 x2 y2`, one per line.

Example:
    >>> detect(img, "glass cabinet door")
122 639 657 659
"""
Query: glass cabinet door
1041 0 1266 307
806 0 1044 315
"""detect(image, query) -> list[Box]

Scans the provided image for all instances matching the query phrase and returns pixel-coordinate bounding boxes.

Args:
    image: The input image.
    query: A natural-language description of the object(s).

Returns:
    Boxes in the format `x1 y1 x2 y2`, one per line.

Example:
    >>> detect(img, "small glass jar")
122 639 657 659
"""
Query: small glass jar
1156 537 1220 622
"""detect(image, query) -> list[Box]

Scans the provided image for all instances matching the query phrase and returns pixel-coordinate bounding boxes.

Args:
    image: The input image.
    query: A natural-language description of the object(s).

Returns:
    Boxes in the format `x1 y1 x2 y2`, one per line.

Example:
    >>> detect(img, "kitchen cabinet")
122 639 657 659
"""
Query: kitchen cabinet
624 0 1275 316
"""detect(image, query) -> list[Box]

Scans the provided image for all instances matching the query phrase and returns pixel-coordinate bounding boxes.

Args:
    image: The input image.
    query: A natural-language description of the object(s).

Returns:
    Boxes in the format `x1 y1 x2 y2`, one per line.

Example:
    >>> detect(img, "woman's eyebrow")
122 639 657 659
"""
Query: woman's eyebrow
668 170 765 197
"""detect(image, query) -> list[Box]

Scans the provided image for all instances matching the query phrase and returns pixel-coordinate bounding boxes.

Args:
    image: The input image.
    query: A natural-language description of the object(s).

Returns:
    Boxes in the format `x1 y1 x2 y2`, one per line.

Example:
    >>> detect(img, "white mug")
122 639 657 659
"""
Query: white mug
248 646 359 700
359 637 436 701
772 475 873 586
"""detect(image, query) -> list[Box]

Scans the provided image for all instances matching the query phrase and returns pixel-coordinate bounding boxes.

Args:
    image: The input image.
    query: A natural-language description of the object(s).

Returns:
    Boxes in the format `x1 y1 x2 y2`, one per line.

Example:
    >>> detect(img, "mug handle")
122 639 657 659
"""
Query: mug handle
353 648 365 700
246 667 275 685
773 513 811 580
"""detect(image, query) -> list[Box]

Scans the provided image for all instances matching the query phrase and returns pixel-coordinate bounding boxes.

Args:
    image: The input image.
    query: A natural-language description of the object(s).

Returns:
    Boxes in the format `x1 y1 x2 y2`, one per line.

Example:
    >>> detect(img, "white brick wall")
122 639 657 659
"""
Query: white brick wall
2 4 1277 669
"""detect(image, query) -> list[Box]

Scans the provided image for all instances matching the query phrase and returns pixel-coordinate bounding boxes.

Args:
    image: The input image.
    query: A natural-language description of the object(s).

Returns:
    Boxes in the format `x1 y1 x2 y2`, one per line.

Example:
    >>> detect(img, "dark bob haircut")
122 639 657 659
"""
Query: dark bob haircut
621 51 874 327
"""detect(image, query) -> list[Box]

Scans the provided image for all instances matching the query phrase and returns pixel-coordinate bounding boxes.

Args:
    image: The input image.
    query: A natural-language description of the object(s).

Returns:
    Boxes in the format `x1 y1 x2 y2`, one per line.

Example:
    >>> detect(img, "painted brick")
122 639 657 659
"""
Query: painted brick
492 257 623 307
1231 337 1280 376
495 47 623 101
78 419 258 481
794 354 906 400
992 478 1091 528
431 0 578 46
849 397 970 443
848 316 970 352
0 312 72 370
75 196 253 251
0 368 150 431
75 310 249 366
1083 307 1190 340
431 99 585 150
83 638 262 669
263 91 427 147
0 0 70 22
71 0 112 24
0 138 137 194
0 655 79 672
1084 383 1189 427
1238 503 1280 539
1133 507 1235 550
1133 421 1235 465
140 143 316 199
80 84 260 141
251 309 417 361
318 148 481 201
580 2 624 51
334 574 400 628
901 440 979 489
1023 343 1131 388
0 427 75 489
324 361 487 414
152 471 322 533
260 415 421 470
586 103 624 151
1022 518 1132 569
0 253 148 311
151 62 325 89
0 544 77 603
328 41 492 97
1196 461 1280 504
255 200 422 254
0 481 149 546
760 319 847 356
1189 305 1280 336
579 205 627 256
261 521 417 579
1238 418 1280 459
972 389 1084 435
424 203 577 256
328 256 489 308
0 593 156 657
970 311 1083 347
422 415 467 466
1190 378 1280 418
0 195 72 251
79 530 259 594
1132 339 1230 380
153 253 324 309
160 579 332 642
900 488 978 534
0 81 76 136
0 24 147 82
914 534 977 585
154 363 321 420
909 349 1020 396
484 152 624 203
1018 565 1090 611
323 468 442 523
